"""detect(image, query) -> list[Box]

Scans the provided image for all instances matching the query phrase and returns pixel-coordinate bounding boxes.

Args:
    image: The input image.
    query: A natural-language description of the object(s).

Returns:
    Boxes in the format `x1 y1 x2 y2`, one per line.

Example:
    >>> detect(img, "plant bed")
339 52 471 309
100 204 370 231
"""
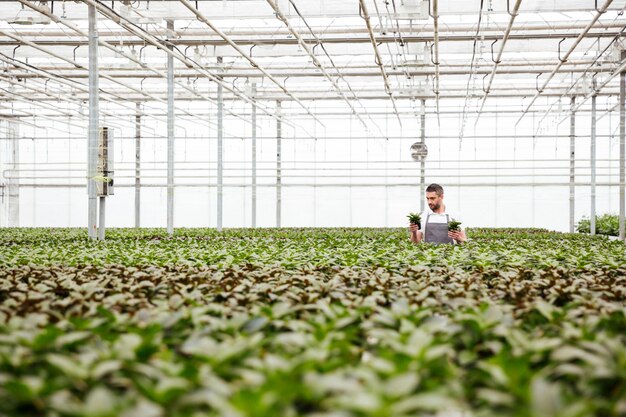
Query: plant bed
0 228 625 416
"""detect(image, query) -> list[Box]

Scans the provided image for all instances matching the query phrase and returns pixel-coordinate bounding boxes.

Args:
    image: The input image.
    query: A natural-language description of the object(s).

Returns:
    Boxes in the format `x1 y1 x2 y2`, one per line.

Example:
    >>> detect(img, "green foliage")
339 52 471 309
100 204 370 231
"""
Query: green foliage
576 213 621 236
0 227 625 416
448 220 462 232
407 213 421 228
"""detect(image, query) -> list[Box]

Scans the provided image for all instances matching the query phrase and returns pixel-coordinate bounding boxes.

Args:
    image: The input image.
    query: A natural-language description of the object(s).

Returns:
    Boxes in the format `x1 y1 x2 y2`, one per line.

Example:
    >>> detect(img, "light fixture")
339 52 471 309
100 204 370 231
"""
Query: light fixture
395 0 429 21
119 1 163 25
10 2 51 25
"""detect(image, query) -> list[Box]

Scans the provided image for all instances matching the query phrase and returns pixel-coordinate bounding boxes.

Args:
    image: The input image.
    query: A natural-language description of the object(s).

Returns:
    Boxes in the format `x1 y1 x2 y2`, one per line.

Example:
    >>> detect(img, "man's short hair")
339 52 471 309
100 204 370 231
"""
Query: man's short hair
426 183 444 196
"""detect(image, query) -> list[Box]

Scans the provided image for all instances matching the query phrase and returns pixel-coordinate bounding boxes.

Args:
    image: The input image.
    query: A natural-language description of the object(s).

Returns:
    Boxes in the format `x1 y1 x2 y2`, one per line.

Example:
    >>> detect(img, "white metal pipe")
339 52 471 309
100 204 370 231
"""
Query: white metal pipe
87 3 98 240
432 0 442 126
265 0 373 133
276 100 282 228
135 102 141 228
8 122 19 227
251 83 257 228
619 51 626 241
476 0 522 119
0 28 194 122
7 20 626 42
167 20 175 236
0 53 174 136
570 96 576 233
217 57 224 233
178 0 326 129
78 0 304 134
591 93 597 235
98 196 106 240
17 0 252 126
517 0 615 125
358 0 403 127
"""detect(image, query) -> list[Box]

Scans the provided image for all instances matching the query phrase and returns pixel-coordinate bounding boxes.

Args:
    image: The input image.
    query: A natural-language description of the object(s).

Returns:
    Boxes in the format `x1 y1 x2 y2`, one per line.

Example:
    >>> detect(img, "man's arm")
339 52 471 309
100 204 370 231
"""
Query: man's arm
409 223 423 243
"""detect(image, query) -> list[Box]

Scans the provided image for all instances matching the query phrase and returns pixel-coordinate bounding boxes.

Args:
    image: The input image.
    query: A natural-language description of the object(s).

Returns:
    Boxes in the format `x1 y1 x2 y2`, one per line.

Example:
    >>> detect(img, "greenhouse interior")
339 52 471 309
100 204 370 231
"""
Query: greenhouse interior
1 1 626 416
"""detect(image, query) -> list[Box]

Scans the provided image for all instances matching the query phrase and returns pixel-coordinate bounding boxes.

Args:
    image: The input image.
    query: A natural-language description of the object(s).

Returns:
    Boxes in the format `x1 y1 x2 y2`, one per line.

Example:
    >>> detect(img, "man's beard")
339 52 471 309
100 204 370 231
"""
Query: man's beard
429 202 440 211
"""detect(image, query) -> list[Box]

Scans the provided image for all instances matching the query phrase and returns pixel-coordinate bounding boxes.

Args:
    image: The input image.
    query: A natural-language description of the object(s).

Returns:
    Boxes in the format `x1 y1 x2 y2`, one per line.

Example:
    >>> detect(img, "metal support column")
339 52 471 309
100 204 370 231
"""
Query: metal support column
98 197 106 240
591 92 597 235
420 99 426 212
87 4 99 240
569 96 576 233
7 122 19 227
619 51 626 241
217 57 224 232
276 100 282 228
251 83 257 228
135 102 141 228
167 20 175 235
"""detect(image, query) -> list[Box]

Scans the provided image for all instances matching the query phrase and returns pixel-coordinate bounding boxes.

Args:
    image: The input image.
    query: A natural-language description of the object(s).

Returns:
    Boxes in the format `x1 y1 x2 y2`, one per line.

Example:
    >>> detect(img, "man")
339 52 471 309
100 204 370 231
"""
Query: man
409 183 467 244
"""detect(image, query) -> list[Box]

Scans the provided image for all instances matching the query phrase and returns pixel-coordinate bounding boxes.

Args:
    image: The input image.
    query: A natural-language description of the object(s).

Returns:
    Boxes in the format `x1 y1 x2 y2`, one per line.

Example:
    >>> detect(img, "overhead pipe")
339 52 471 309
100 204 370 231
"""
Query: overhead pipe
516 0 614 126
178 0 326 129
556 56 626 127
0 28 199 119
6 20 626 43
475 0 522 122
265 0 378 135
429 0 441 125
0 71 155 133
0 53 172 135
77 0 309 135
358 0 403 127
17 0 253 126
9 58 611 73
538 22 626 130
5 89 624 102
8 65 619 80
0 39 207 135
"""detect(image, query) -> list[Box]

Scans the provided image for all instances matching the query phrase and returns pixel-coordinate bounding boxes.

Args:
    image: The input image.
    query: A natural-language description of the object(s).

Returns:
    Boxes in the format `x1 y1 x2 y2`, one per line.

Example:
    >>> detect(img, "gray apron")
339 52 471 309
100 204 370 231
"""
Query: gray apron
424 213 454 244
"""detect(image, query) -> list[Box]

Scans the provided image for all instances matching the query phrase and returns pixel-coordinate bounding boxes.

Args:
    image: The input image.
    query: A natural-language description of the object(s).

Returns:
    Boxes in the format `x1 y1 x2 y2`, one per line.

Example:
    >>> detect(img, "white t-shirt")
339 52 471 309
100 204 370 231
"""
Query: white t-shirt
419 208 462 237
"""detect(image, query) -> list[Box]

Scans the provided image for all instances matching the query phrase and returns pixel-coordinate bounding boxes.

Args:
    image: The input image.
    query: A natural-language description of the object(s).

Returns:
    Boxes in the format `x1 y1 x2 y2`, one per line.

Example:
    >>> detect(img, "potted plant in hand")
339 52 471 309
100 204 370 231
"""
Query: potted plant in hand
407 212 422 229
448 219 462 232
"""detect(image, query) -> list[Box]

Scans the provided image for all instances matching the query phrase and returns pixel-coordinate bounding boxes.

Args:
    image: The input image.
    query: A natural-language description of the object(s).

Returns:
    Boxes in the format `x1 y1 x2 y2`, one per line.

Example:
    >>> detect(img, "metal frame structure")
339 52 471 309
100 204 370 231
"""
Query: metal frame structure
0 0 625 238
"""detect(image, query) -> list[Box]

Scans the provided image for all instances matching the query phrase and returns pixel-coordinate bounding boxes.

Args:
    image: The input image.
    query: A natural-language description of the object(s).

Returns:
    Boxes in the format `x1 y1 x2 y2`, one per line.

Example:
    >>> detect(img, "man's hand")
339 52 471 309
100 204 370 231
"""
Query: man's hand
448 230 467 244
409 223 421 243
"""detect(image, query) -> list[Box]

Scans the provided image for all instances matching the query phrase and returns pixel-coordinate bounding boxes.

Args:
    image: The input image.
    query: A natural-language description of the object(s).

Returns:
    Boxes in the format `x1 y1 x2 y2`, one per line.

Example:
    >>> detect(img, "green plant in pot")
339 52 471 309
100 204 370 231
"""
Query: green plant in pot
407 212 422 229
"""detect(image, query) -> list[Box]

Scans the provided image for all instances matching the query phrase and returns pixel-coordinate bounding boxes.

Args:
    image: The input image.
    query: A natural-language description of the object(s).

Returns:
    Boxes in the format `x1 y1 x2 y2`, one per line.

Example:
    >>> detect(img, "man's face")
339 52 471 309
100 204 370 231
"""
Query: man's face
426 191 443 211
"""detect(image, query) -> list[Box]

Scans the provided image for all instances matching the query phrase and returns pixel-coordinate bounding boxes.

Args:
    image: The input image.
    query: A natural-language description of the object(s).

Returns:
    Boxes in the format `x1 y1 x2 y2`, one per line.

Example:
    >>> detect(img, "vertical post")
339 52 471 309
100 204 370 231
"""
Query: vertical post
167 20 175 235
217 57 224 232
135 102 141 228
420 99 426 212
87 4 99 240
619 51 626 241
591 92 597 235
276 100 282 228
7 122 19 227
251 83 257 228
98 197 106 240
569 96 576 233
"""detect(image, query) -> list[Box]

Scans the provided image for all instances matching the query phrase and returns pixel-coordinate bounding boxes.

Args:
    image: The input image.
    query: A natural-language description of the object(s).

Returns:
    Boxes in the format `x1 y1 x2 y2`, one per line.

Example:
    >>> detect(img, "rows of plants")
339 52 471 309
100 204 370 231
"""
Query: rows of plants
576 214 623 237
0 228 625 417
1 227 625 271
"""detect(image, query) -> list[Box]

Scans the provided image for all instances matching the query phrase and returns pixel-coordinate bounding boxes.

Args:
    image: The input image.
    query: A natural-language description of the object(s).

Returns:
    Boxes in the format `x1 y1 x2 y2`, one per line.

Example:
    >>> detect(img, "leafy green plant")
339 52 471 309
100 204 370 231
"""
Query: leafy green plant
576 213 621 236
407 213 421 229
448 220 462 232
